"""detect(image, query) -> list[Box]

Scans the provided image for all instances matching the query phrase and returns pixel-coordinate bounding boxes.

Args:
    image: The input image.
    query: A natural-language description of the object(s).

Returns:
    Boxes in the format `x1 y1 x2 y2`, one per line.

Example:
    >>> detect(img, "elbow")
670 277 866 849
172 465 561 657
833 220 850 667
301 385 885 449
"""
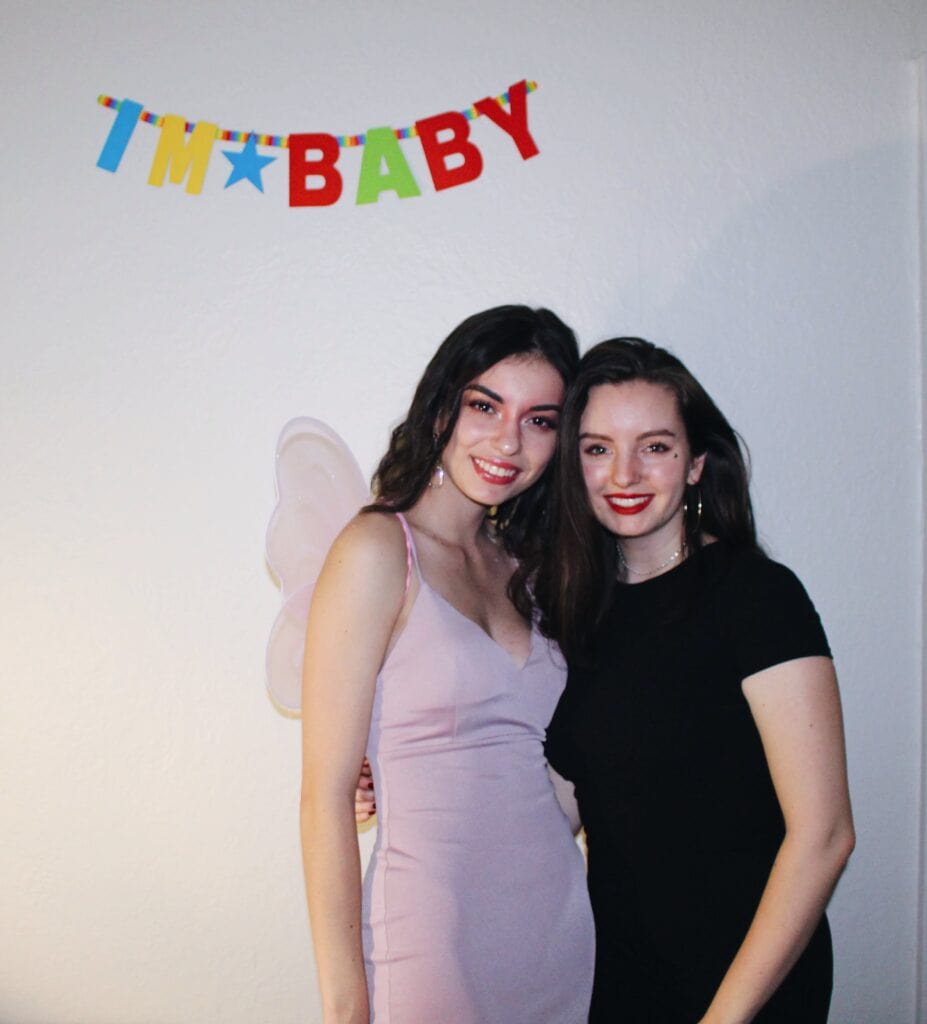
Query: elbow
299 787 317 841
823 823 854 894
834 820 855 871
300 779 354 833
299 779 328 836
785 813 855 880
816 822 855 887
300 782 333 821
825 803 856 873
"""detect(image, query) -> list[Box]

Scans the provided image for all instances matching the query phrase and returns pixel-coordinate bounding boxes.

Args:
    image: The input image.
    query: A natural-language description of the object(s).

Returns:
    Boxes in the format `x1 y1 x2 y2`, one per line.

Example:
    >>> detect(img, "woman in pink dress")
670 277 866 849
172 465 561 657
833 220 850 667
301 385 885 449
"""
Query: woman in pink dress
299 306 595 1024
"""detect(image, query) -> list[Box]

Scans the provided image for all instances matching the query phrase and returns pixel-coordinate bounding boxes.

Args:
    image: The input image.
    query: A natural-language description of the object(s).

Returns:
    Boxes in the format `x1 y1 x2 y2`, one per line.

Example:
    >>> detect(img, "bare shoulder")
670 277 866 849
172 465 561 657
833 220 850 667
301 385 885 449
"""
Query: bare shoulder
322 510 409 600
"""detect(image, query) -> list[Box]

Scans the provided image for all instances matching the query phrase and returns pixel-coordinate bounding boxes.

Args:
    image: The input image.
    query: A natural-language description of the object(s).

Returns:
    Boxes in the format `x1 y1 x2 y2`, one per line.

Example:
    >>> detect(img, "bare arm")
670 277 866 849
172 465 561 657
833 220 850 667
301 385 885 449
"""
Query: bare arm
698 656 855 1024
300 514 408 1024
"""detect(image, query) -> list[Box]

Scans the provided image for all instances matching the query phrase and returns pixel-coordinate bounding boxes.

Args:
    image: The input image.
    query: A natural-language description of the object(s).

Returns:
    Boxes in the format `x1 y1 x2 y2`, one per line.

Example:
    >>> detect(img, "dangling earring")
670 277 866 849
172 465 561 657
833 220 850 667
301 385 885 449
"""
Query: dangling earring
429 431 444 488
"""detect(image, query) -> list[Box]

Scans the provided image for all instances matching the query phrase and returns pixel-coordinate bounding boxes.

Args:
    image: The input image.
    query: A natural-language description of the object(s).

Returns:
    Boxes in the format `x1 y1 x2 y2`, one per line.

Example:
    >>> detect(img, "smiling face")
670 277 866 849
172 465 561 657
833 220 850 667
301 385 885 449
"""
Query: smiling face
579 380 705 554
439 354 565 509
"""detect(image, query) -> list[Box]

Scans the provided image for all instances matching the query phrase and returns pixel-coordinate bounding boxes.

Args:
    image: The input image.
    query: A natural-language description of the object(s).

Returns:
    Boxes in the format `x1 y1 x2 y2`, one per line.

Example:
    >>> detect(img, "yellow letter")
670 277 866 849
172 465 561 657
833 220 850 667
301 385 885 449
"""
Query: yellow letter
148 115 217 195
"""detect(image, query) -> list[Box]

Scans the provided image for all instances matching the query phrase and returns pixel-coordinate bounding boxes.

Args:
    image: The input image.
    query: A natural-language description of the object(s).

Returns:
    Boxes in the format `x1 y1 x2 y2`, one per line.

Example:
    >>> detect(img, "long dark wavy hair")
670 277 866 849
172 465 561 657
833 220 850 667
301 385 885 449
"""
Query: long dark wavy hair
535 336 760 660
366 305 579 620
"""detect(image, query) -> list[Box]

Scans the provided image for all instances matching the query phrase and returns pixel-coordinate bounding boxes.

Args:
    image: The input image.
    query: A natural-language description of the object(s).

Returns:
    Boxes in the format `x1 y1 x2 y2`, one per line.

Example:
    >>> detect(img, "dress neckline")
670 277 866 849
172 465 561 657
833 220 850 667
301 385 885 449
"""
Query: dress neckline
397 512 535 672
424 583 537 672
615 538 723 591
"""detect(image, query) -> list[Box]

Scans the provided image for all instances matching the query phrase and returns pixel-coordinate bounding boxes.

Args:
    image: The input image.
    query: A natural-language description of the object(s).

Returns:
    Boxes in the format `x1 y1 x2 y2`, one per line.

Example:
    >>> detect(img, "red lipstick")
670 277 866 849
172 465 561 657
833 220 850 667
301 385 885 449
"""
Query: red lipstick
605 493 654 515
471 456 520 486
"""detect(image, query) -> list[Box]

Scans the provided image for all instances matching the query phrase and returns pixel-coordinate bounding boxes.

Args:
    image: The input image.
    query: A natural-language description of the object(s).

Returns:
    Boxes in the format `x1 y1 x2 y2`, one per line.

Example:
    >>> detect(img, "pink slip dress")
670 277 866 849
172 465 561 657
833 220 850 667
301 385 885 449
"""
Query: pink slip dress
361 513 595 1022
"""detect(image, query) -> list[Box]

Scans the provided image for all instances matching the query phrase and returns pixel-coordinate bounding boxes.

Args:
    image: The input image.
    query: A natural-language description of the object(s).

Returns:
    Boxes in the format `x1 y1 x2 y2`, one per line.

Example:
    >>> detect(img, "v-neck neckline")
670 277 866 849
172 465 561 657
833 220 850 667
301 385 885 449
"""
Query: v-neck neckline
423 580 536 672
398 512 535 672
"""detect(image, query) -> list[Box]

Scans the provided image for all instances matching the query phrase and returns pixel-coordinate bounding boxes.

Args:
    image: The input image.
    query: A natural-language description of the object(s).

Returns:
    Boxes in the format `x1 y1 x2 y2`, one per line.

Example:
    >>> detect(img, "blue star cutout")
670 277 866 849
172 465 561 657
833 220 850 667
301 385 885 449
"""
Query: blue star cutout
222 134 276 192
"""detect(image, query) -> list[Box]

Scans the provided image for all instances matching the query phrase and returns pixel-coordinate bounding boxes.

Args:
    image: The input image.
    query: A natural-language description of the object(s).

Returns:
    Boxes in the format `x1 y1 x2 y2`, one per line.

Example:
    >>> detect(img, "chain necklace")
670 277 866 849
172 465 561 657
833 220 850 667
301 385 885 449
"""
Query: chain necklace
616 540 685 578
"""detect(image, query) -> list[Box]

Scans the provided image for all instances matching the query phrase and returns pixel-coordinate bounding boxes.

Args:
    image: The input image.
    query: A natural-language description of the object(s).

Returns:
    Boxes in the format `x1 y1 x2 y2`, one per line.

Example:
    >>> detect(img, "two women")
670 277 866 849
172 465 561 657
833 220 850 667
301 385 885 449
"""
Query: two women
304 318 854 1023
300 306 595 1024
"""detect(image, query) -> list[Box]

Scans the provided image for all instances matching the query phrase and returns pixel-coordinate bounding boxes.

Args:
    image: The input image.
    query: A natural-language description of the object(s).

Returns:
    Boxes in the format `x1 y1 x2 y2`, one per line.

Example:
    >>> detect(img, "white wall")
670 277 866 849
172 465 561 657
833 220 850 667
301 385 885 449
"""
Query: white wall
917 51 927 1024
1 2 924 1021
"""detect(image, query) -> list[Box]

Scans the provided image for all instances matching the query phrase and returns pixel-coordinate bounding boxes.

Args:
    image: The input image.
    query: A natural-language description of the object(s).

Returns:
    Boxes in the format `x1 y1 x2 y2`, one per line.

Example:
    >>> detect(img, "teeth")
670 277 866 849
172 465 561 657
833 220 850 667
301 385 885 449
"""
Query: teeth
474 458 517 479
608 496 649 507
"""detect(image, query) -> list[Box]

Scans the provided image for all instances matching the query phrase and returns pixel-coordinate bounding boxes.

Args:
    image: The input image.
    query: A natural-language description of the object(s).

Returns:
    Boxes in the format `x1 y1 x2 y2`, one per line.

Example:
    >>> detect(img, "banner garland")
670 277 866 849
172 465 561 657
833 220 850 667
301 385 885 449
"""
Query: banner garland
96 79 539 206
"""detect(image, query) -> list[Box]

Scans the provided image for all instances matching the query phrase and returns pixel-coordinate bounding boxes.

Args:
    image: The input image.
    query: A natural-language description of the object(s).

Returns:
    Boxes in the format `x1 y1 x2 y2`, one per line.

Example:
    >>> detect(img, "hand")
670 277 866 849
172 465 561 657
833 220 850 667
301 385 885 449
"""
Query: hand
355 757 376 822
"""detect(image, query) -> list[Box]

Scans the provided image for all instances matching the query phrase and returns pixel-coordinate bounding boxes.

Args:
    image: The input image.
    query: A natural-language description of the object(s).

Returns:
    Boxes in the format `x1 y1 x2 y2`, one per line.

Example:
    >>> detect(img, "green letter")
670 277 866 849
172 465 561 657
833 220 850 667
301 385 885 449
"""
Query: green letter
355 127 421 205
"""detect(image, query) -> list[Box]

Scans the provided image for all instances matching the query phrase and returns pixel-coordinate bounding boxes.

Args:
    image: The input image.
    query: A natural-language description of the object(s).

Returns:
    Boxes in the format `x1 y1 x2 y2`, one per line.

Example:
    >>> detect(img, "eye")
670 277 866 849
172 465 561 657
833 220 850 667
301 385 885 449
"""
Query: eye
468 399 495 414
643 442 670 454
528 415 558 431
583 443 608 456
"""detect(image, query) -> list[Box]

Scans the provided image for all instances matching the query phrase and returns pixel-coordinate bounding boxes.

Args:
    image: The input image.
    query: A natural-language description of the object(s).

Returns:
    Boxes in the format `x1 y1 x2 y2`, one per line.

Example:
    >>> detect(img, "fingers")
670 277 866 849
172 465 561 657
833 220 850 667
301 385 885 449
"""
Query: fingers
355 799 376 822
355 757 376 822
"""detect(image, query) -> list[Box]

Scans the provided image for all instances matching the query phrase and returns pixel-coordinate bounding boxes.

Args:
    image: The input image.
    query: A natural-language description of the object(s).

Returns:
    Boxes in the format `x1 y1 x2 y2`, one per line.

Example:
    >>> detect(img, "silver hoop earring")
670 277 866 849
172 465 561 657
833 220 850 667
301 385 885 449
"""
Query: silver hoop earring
685 488 703 533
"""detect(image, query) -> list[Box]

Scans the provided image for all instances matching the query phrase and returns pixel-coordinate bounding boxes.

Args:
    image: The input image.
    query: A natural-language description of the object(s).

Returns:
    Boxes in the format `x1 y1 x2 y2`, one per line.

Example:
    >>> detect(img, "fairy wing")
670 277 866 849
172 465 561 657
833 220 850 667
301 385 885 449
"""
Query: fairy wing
265 418 370 714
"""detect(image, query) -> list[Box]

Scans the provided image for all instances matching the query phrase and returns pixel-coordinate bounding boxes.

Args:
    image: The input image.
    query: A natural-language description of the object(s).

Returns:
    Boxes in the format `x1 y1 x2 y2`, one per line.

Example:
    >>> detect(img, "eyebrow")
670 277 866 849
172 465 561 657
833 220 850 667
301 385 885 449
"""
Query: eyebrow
464 383 562 413
579 428 678 441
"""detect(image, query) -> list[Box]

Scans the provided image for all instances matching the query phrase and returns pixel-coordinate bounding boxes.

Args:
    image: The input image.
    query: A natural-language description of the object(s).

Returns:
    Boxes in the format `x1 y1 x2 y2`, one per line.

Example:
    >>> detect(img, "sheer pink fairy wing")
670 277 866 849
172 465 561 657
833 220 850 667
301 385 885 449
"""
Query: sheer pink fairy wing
265 418 369 714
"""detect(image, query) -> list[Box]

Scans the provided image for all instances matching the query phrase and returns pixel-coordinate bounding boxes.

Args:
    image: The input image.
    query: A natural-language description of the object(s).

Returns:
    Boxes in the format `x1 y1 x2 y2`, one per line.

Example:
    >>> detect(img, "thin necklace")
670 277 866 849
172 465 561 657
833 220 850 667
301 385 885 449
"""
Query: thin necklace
616 540 685 578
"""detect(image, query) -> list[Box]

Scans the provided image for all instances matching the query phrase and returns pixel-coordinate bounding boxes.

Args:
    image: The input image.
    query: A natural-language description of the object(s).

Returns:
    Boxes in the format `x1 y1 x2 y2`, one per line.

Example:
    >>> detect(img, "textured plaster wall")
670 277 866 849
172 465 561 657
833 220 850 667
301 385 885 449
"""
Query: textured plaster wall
1 2 925 1022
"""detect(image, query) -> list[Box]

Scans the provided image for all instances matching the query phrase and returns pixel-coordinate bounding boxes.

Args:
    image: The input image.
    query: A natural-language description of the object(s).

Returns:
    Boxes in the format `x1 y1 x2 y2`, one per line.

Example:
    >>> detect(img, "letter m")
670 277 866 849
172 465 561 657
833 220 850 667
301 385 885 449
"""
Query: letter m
148 115 218 195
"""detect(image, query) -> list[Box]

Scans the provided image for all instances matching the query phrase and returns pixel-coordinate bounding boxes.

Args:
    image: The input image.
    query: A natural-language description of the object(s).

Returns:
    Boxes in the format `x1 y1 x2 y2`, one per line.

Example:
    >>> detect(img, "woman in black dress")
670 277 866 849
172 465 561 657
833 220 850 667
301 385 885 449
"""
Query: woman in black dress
538 338 855 1023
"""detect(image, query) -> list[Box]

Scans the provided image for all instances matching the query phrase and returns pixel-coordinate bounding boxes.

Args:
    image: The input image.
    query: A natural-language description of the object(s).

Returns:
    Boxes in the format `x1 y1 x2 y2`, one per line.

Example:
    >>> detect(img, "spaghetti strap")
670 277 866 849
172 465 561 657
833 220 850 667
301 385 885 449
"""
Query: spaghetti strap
394 512 417 597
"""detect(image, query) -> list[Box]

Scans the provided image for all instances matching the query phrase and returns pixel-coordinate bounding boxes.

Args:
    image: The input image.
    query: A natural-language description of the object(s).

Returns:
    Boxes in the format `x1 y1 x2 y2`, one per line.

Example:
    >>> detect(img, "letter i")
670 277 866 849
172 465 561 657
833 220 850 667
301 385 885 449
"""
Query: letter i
97 99 144 172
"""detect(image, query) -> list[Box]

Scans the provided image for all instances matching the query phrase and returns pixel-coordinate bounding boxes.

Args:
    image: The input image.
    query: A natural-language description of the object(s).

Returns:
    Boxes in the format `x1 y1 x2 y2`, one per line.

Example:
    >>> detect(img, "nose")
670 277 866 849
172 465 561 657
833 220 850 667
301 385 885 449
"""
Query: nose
610 449 640 488
494 417 521 456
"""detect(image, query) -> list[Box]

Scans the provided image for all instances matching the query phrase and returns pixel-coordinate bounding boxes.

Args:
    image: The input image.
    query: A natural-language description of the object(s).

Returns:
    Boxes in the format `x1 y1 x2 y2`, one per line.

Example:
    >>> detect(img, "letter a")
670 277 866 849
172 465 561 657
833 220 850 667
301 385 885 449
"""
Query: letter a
148 115 218 195
356 128 422 205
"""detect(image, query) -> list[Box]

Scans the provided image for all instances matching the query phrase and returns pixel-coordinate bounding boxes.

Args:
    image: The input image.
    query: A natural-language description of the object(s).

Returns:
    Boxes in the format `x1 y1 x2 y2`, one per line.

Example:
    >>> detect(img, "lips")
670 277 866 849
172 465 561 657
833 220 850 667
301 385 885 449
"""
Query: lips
472 456 520 486
605 493 654 515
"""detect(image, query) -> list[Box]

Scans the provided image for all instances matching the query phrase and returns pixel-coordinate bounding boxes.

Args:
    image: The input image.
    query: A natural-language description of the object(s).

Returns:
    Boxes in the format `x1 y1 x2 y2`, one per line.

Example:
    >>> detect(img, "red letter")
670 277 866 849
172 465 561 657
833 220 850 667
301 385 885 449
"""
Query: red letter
415 111 484 191
289 133 342 207
474 80 539 160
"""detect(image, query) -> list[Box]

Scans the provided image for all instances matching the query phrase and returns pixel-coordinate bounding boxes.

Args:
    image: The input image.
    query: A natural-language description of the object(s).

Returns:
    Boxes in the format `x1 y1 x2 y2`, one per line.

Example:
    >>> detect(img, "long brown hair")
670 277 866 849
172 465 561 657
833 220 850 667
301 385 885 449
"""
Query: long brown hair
535 337 760 659
366 305 579 620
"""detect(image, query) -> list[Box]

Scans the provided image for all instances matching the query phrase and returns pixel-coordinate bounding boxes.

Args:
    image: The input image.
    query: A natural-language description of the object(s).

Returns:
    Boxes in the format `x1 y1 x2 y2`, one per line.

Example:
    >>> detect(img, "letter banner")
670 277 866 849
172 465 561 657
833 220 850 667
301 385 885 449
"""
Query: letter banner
95 80 540 207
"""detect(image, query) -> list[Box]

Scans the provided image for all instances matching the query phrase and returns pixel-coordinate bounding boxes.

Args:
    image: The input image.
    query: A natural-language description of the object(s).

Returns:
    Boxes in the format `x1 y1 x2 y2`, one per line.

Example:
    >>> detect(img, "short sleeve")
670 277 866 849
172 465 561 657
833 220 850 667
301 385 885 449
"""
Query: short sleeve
726 555 831 681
